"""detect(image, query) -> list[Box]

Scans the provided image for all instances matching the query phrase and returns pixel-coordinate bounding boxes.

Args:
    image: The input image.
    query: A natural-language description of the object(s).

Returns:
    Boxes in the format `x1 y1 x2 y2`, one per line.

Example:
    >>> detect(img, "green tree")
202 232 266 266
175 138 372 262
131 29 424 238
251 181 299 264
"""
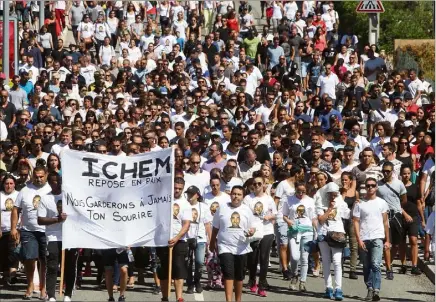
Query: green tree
336 1 434 53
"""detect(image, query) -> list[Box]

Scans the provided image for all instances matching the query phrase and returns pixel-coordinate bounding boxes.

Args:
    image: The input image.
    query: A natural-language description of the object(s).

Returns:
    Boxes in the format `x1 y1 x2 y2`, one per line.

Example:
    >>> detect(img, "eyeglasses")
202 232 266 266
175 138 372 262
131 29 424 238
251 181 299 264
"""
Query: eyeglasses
382 170 392 174
365 184 377 188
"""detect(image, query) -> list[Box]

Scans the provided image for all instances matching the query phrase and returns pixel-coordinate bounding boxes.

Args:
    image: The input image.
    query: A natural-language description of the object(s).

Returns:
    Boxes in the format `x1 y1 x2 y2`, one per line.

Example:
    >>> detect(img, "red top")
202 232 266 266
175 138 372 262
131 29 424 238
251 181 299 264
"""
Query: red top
227 18 239 32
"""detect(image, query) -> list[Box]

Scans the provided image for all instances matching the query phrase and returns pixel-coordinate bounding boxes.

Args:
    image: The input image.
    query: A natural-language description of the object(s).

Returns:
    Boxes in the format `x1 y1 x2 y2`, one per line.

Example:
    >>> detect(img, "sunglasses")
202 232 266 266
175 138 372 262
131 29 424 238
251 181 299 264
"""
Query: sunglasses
254 182 263 186
382 170 392 174
365 184 377 188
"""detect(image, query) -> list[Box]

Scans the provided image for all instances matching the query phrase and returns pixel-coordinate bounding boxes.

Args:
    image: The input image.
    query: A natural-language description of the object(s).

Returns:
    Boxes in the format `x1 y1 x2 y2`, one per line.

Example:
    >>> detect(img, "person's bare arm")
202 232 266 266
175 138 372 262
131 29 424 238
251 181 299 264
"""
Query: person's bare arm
168 219 190 247
10 207 20 242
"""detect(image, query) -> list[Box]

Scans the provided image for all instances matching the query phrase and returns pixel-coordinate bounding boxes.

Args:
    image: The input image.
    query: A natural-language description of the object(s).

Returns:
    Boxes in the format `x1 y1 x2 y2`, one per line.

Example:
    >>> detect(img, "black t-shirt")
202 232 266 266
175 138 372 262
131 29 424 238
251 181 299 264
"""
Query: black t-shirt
237 144 271 164
256 43 268 64
403 183 420 217
217 27 230 43
322 46 337 65
1 102 16 127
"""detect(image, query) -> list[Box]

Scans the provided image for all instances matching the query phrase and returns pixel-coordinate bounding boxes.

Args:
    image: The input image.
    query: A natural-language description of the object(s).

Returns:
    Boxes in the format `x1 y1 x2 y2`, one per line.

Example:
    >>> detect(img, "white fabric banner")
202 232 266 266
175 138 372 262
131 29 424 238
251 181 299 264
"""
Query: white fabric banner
62 149 174 249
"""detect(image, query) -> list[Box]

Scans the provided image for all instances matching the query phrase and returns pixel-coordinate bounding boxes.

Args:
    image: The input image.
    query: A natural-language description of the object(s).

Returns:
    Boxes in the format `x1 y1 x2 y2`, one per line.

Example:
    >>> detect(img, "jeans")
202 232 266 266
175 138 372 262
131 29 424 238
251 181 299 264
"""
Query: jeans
360 238 383 291
289 234 313 282
345 219 358 272
318 241 343 290
46 242 78 299
187 242 206 286
248 234 275 289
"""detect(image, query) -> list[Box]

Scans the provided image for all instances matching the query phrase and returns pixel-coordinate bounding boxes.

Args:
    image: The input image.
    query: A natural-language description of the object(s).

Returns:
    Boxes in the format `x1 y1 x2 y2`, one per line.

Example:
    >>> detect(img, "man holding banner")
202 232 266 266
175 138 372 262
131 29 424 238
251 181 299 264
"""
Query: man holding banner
156 177 191 302
11 166 52 300
38 172 78 302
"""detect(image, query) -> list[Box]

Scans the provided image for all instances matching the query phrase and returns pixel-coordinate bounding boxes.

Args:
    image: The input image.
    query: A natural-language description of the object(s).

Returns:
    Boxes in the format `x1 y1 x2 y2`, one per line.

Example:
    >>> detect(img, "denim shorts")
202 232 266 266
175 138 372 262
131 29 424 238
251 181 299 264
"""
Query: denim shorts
274 221 288 246
20 230 47 261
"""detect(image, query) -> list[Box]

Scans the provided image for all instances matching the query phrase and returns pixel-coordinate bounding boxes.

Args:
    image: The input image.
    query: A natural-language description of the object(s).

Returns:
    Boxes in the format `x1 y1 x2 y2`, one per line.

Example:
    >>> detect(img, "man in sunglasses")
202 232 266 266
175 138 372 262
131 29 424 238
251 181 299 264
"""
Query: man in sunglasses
376 162 408 281
27 135 49 168
353 178 390 301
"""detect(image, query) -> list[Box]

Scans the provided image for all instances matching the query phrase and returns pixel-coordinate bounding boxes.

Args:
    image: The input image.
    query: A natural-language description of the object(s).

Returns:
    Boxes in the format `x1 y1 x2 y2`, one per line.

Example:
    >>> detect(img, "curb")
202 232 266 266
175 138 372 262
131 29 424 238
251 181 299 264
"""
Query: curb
417 256 435 284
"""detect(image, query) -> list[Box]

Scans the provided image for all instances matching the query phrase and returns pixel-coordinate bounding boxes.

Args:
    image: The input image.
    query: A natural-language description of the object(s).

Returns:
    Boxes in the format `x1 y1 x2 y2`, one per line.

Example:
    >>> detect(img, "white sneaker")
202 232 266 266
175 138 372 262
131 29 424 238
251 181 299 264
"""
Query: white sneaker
49 298 56 302
63 296 71 302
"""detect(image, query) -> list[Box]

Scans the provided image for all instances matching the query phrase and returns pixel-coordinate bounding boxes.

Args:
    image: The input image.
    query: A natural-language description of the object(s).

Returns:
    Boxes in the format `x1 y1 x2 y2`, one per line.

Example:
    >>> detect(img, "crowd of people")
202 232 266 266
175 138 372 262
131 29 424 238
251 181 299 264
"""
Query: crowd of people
0 1 435 302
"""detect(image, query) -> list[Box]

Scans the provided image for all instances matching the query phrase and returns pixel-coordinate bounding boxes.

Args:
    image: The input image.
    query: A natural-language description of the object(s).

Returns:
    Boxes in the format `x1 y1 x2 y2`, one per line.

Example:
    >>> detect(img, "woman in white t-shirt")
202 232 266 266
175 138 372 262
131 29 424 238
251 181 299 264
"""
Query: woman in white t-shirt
185 185 212 293
0 175 19 283
99 37 116 66
283 182 317 292
210 186 255 302
243 176 277 297
127 39 142 65
273 165 305 279
271 1 284 33
77 14 94 49
316 182 350 301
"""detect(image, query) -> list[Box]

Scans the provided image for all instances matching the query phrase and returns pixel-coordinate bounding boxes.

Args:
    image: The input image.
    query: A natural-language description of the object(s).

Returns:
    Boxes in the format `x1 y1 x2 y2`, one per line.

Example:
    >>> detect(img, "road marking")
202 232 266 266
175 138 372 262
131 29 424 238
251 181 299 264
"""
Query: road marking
194 292 205 301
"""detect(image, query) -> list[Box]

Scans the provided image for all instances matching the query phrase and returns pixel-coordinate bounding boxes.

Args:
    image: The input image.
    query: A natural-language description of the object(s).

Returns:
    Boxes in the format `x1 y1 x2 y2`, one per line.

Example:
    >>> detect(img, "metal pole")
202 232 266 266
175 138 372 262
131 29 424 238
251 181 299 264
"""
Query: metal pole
3 0 10 80
39 0 45 29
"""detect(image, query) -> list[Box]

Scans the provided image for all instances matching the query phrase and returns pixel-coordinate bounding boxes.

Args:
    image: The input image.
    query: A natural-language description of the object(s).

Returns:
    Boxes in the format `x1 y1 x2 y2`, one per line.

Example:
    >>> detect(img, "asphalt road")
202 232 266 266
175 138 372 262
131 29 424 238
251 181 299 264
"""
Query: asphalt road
0 256 434 302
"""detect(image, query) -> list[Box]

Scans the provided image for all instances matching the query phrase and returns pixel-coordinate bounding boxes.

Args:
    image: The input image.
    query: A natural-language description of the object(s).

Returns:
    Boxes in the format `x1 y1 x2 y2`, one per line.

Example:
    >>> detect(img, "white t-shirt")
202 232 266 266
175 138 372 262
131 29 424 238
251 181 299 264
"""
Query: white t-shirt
425 211 435 253
220 177 243 193
212 202 254 255
27 152 50 168
317 73 339 99
282 195 316 237
77 21 94 39
352 197 388 241
316 196 350 235
38 193 63 242
204 192 231 216
405 78 424 106
187 202 212 243
243 193 277 236
172 197 191 241
0 190 19 232
274 179 295 221
184 170 210 196
422 158 435 193
14 183 52 232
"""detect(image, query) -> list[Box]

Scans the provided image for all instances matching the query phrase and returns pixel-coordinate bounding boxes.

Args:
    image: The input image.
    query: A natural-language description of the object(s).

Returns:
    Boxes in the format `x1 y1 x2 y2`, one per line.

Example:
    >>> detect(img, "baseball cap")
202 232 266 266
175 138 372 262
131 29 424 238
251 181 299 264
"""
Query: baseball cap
185 185 201 196
403 120 414 128
199 133 210 141
325 182 340 194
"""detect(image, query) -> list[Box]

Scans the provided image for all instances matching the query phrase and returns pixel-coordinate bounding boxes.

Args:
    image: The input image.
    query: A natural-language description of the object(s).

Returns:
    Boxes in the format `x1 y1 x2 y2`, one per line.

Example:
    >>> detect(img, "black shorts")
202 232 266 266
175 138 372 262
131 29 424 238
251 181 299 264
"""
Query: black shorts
0 232 18 270
403 216 419 238
156 241 188 280
389 214 404 245
219 253 248 281
20 230 47 262
102 249 129 269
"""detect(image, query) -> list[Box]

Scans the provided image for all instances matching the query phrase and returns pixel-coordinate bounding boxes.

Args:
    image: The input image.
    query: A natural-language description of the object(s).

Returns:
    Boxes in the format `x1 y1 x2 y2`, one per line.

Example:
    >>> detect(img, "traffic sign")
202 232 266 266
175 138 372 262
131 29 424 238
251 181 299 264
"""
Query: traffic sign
356 0 385 13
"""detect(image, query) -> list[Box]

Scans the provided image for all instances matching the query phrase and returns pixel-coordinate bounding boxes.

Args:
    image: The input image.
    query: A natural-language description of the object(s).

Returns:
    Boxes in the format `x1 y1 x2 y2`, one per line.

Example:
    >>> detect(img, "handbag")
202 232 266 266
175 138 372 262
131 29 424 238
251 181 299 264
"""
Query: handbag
326 231 346 248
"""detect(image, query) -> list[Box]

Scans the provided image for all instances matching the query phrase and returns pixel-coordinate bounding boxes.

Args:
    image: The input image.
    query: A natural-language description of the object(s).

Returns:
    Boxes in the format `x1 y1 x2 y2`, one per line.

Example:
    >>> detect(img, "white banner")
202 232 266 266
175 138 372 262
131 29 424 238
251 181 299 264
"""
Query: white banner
61 149 174 249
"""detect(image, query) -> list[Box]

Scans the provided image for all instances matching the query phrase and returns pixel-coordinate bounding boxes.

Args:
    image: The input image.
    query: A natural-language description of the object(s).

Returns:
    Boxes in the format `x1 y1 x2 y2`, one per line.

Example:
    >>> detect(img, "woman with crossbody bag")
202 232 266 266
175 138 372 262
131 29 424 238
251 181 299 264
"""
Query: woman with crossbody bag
316 182 350 301
243 176 277 297
283 182 317 292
